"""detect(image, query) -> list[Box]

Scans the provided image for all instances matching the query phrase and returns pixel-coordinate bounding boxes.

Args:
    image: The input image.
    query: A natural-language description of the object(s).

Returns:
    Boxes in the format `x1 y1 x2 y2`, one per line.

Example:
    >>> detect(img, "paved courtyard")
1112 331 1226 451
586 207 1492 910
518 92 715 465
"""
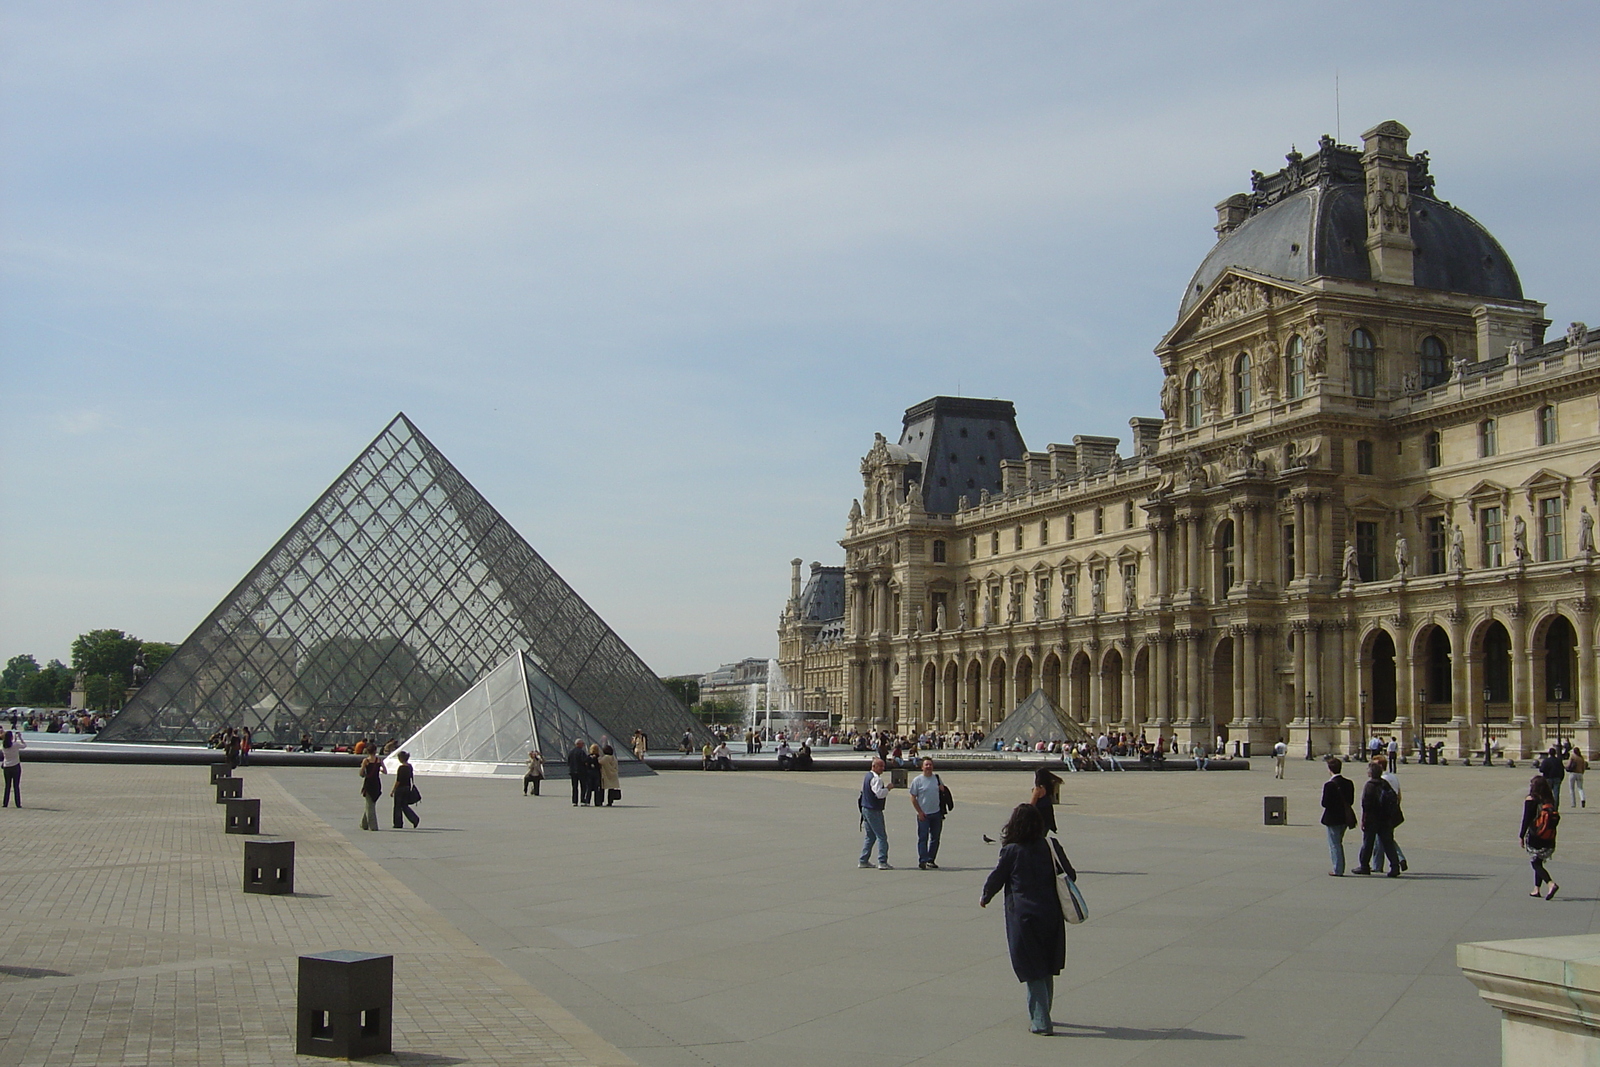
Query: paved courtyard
4 756 1599 1066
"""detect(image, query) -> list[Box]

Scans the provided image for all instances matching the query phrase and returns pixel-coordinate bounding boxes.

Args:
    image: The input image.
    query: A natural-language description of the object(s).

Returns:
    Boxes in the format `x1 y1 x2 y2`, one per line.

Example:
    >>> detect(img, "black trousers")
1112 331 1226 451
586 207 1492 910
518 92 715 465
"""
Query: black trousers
2 764 19 806
524 774 541 795
570 775 582 805
392 794 418 827
1358 827 1400 873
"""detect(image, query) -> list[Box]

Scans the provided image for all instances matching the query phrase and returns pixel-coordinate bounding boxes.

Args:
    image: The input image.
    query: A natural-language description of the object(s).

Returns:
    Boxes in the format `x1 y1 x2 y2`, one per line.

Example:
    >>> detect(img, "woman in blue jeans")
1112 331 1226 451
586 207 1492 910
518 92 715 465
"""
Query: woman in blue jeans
1319 757 1356 875
981 803 1066 1034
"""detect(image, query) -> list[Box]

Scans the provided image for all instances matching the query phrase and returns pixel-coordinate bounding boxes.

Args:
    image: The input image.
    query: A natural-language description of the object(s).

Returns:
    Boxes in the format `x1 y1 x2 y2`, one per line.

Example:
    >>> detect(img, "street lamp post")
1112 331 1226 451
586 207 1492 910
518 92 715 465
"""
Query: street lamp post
1483 685 1494 766
1418 688 1428 764
1553 684 1567 748
1305 691 1315 759
1359 690 1369 757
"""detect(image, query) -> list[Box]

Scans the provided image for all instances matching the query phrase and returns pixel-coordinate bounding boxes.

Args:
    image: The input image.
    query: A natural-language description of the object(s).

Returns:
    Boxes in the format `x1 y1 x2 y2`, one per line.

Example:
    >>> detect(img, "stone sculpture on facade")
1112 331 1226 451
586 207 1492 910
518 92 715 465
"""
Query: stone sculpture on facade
1160 373 1181 421
1513 514 1529 562
912 604 924 633
957 600 968 629
1450 525 1467 573
934 601 946 631
1579 506 1595 556
1342 541 1361 586
1061 576 1075 618
1033 586 1047 621
1394 535 1410 578
1122 568 1137 611
1090 575 1105 615
1306 318 1328 377
1569 322 1589 347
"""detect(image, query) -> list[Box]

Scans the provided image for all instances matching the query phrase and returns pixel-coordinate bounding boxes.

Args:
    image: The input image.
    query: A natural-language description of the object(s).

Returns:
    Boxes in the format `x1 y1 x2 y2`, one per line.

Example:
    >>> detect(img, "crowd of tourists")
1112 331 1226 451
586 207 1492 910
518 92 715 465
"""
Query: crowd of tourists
5 709 105 734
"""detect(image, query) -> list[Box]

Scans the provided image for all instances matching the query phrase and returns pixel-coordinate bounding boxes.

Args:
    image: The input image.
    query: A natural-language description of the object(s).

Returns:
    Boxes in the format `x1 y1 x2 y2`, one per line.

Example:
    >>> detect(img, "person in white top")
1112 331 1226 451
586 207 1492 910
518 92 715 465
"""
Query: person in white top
2 730 26 807
1375 760 1409 874
1272 739 1288 779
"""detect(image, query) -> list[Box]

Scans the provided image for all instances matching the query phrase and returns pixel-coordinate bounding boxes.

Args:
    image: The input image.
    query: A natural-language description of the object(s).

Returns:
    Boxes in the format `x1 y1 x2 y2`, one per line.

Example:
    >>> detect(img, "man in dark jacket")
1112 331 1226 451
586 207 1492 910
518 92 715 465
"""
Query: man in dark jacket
568 739 588 806
1353 760 1401 877
1319 757 1356 876
1540 747 1566 808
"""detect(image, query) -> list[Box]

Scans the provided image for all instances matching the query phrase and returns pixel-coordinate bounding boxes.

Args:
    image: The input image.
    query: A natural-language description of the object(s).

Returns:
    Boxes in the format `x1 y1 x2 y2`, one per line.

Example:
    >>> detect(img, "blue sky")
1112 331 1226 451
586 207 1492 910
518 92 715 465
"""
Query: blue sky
2 1 1596 676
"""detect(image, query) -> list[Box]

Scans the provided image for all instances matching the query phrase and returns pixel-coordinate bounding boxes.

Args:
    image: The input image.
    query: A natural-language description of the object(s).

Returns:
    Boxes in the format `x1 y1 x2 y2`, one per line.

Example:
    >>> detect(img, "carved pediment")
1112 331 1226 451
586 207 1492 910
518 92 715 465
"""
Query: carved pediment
1172 271 1307 341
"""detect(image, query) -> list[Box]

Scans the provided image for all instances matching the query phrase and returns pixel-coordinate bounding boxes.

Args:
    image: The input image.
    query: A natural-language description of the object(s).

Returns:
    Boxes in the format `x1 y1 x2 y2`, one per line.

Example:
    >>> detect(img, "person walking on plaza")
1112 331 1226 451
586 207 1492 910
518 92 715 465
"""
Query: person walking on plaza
1319 757 1356 876
1 730 25 808
1031 767 1063 833
1273 738 1288 779
357 753 385 830
598 744 621 806
980 803 1067 1035
523 750 544 796
1568 749 1588 808
1353 760 1401 876
1375 759 1409 873
568 739 588 806
1520 774 1561 899
908 758 945 869
858 758 891 869
1540 747 1566 808
1386 736 1399 770
391 751 420 829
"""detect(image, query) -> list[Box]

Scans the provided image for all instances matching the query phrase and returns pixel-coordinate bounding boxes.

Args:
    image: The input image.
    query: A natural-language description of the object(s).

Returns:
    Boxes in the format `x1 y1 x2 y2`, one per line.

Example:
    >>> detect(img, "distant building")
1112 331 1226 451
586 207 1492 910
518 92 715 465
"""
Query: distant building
779 120 1598 760
698 658 770 711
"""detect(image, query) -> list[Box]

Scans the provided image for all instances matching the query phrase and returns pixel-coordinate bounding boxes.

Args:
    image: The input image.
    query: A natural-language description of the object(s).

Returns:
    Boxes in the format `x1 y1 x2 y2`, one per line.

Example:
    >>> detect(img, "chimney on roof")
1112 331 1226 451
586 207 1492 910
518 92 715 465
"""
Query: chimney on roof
1360 120 1416 286
790 558 803 603
1214 193 1251 239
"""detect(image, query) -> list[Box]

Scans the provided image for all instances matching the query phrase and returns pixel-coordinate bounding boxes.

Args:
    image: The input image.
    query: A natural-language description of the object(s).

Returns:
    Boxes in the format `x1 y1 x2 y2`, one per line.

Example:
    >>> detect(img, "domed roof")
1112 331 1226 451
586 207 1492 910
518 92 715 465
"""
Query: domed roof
1180 137 1522 315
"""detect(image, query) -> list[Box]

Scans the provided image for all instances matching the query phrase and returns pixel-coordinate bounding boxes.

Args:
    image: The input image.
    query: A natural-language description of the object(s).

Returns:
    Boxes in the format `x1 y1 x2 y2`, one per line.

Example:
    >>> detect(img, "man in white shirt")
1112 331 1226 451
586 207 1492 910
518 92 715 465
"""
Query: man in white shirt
1273 739 1288 779
907 758 945 870
858 758 891 869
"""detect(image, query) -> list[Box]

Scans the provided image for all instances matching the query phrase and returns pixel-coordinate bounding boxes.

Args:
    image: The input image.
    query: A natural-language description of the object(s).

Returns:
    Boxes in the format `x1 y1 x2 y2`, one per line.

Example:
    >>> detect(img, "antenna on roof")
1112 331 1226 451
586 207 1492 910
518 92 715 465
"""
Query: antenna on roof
1335 68 1341 144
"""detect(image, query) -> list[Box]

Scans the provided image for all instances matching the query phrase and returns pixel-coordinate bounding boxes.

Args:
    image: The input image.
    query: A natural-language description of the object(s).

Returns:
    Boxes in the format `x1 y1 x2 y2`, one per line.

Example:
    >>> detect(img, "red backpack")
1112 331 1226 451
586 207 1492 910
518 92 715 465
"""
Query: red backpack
1530 802 1559 846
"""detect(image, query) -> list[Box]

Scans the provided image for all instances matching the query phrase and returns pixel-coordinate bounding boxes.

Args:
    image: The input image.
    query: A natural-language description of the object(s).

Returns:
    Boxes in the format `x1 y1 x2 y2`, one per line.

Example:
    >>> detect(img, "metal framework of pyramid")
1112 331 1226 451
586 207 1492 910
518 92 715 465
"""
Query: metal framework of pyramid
394 649 646 775
991 688 1091 745
100 414 709 749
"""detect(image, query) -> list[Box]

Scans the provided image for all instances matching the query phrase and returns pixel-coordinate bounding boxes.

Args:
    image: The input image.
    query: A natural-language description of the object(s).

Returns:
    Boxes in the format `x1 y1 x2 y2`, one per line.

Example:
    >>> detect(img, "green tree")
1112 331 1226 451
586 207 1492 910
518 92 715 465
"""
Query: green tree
71 629 145 688
661 676 699 707
1 655 40 702
83 674 124 712
20 660 73 706
140 641 177 677
692 698 745 725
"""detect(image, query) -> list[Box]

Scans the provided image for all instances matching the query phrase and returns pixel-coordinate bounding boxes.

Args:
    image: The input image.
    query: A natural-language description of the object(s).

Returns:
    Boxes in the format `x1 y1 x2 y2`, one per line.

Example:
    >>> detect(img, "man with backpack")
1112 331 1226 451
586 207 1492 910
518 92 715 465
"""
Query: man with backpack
908 758 949 870
1353 759 1402 877
1539 747 1566 808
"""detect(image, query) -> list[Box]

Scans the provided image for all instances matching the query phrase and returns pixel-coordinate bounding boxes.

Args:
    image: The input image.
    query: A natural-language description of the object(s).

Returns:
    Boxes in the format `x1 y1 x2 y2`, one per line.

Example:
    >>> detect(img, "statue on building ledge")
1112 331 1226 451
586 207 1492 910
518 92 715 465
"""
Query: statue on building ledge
957 601 968 630
1394 535 1410 579
1342 541 1361 587
1579 506 1595 557
1450 525 1467 573
1512 514 1529 563
1090 575 1105 615
934 601 947 631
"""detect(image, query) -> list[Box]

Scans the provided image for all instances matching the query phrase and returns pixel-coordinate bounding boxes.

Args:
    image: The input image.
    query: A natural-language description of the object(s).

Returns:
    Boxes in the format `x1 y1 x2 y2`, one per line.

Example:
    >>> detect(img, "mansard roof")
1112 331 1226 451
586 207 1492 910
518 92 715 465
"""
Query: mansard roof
1180 135 1522 316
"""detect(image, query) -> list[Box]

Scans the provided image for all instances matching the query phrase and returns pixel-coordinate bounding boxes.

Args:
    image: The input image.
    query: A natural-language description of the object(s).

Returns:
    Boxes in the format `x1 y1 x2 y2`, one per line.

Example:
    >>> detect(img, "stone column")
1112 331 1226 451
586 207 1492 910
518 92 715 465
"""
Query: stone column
1577 601 1597 725
1243 626 1261 721
1241 504 1258 586
1231 626 1246 724
1153 633 1172 734
1291 622 1307 721
1293 496 1307 582
1124 649 1138 732
1151 522 1167 599
1394 623 1415 751
1189 516 1204 598
1089 650 1105 730
1174 633 1190 732
1513 609 1537 757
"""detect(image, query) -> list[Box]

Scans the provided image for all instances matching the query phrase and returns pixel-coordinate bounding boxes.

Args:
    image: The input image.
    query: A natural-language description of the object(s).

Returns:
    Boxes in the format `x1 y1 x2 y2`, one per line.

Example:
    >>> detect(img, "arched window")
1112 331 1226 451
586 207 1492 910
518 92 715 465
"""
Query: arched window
1420 335 1448 388
1285 335 1305 399
1184 369 1202 428
1538 404 1559 446
1350 328 1377 397
1479 418 1497 457
1217 519 1236 593
1233 352 1252 415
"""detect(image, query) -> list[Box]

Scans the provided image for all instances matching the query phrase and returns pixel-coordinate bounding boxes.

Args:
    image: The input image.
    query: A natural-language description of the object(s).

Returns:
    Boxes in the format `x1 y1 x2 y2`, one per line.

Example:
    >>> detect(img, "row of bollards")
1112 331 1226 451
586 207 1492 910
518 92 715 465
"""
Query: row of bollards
208 762 393 1059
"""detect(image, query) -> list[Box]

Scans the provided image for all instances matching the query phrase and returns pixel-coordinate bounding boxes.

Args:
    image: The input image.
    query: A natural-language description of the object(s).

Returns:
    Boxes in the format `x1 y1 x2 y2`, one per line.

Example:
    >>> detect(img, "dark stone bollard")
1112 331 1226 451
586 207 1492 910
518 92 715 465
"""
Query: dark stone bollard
889 767 909 789
297 951 393 1059
215 777 244 803
225 797 261 834
1263 796 1287 825
243 839 295 894
210 763 233 784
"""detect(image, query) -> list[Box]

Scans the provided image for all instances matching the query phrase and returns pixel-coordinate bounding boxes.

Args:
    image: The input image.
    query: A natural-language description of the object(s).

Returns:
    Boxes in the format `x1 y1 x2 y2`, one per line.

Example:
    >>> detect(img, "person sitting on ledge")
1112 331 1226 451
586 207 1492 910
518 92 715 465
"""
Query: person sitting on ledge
793 743 814 770
713 741 734 770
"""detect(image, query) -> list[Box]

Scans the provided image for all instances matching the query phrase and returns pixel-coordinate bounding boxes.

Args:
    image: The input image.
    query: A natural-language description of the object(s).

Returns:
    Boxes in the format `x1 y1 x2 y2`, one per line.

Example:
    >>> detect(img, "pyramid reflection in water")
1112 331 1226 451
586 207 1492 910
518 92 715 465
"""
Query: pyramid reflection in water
100 414 706 750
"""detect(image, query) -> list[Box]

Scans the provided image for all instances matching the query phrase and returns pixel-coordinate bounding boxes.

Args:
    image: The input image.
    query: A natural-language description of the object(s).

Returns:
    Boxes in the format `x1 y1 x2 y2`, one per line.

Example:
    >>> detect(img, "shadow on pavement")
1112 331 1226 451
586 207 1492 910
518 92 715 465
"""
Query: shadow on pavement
1053 1022 1244 1041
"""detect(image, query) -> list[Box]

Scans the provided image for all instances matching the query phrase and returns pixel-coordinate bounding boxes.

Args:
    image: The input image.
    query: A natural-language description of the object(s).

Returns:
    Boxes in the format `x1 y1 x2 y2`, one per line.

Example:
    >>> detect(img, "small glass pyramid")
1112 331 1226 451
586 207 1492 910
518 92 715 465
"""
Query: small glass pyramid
990 688 1090 745
395 649 639 771
99 414 706 750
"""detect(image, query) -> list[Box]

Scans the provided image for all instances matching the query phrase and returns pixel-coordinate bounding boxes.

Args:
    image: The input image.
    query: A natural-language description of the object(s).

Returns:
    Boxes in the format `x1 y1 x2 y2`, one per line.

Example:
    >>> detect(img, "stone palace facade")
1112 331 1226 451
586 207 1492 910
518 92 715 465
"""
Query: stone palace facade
778 121 1599 760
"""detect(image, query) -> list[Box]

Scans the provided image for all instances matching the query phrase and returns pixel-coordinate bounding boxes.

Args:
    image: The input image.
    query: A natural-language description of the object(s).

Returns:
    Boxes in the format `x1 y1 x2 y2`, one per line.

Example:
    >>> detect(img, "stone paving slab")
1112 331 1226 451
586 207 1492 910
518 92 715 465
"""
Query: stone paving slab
276 758 1600 1067
0 764 634 1066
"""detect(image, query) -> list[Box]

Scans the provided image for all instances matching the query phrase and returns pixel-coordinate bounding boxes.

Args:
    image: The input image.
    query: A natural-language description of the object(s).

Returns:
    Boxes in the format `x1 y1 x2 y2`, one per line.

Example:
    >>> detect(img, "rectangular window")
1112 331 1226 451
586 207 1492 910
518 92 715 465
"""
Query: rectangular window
1480 419 1497 457
1039 519 1049 546
991 531 1000 555
1540 497 1564 560
1424 431 1441 468
968 536 977 559
1356 521 1379 582
1124 500 1135 528
1539 405 1559 446
1066 514 1077 540
1356 440 1374 475
1036 577 1050 619
1480 506 1502 568
1283 524 1296 583
932 539 946 563
1094 508 1104 535
1426 516 1447 574
1014 526 1024 551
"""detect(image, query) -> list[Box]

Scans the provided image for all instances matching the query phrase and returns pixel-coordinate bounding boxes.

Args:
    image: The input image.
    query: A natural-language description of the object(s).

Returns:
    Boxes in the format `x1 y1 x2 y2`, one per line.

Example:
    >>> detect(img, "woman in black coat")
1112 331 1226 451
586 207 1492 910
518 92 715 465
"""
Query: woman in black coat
981 803 1067 1034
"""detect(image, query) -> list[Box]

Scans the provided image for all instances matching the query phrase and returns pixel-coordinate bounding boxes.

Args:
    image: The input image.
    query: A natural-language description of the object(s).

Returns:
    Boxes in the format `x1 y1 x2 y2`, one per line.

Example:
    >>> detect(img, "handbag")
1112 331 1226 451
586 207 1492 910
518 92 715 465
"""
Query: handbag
1048 835 1087 925
407 784 422 805
608 788 622 802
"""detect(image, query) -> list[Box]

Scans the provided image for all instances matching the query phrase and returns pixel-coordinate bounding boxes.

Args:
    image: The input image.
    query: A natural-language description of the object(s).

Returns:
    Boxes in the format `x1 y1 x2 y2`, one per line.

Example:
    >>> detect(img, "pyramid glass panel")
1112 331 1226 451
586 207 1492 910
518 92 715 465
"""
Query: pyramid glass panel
101 414 708 750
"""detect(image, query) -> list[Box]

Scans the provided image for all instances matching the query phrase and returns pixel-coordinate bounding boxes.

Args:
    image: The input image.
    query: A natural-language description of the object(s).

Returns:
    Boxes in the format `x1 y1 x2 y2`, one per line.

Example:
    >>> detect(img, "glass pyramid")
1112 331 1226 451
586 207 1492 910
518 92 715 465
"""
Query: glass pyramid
100 414 708 750
991 688 1090 745
396 649 639 770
